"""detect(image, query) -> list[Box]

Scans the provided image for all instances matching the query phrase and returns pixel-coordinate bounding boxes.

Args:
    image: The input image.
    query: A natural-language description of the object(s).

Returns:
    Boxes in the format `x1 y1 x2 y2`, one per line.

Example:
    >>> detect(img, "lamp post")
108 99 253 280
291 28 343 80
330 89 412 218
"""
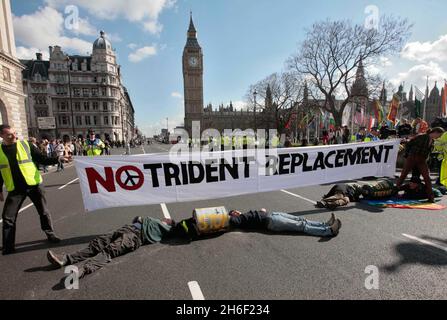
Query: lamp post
66 57 75 137
253 89 257 131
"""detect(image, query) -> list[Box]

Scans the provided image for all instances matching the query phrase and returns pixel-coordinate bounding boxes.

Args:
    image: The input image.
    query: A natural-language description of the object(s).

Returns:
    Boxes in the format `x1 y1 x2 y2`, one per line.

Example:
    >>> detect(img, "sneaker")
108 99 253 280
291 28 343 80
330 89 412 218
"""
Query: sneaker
326 213 336 226
330 219 342 237
315 201 325 208
47 250 67 268
47 233 62 243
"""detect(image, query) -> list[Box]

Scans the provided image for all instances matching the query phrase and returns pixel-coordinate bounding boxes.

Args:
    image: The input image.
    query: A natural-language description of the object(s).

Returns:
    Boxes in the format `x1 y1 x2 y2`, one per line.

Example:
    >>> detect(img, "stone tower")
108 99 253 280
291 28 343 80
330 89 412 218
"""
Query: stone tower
183 13 204 135
0 0 27 138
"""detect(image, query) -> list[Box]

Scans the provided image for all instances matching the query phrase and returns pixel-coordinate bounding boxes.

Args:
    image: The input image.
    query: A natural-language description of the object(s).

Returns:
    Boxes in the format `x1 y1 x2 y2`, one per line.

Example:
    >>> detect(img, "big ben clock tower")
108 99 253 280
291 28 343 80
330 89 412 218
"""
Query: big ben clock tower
183 13 204 135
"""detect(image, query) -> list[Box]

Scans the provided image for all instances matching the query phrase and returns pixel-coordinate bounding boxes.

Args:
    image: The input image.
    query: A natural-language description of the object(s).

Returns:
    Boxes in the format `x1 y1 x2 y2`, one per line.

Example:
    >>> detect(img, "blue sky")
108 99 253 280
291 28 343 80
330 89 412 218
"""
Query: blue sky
11 0 447 135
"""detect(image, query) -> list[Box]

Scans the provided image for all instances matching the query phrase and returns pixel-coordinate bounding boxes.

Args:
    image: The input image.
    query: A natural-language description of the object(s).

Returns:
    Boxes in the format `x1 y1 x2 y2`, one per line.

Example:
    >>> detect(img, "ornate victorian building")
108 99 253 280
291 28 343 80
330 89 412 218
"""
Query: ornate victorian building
0 0 27 138
21 31 135 141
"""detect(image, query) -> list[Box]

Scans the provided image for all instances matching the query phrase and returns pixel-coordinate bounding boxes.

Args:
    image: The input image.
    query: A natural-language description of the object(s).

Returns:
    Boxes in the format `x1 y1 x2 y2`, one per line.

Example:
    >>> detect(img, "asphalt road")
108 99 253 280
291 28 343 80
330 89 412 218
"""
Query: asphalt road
0 142 446 300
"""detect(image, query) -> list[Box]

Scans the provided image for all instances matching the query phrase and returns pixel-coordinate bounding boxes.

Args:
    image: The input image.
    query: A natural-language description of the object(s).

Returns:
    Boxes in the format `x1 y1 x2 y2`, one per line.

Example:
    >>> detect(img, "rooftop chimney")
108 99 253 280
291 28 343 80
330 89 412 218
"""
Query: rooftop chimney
36 53 43 61
49 46 53 56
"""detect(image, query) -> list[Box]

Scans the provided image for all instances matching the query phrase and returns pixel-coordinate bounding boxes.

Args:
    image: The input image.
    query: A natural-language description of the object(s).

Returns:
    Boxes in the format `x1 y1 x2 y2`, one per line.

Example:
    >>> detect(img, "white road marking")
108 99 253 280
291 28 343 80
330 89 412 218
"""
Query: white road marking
160 203 171 219
141 146 146 154
19 203 34 213
188 281 205 300
280 189 317 205
58 178 79 190
402 234 447 253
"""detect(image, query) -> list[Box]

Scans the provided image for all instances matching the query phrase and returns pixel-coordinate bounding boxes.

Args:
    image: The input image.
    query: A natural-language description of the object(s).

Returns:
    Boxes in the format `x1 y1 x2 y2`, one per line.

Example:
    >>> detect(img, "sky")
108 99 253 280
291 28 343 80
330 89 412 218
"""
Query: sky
10 0 447 136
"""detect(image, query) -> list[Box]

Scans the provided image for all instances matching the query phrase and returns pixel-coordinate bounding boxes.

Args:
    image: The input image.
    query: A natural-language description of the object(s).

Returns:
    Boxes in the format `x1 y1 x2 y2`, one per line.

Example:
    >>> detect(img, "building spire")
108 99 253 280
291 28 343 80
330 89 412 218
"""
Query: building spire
188 12 197 37
351 57 368 98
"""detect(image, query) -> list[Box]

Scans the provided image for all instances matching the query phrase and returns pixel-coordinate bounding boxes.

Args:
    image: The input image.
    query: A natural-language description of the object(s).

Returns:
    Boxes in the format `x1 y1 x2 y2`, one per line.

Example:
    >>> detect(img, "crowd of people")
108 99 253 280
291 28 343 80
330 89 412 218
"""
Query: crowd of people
318 117 430 146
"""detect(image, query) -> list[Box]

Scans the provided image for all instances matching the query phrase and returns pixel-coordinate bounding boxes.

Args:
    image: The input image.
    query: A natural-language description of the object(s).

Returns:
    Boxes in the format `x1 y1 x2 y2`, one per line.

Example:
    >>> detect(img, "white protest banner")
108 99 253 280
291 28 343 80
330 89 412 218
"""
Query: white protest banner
74 140 400 212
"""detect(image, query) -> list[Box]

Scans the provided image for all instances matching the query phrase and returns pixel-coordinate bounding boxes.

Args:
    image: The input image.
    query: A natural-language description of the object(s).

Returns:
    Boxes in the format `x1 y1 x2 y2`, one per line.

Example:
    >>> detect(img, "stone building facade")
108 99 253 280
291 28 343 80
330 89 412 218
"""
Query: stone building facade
0 0 27 138
21 31 135 141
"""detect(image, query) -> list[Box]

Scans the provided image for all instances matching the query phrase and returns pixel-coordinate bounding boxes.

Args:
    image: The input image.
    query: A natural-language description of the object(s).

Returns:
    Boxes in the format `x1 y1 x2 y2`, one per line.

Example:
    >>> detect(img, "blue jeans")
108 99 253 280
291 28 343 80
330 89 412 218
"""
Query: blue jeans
267 212 333 237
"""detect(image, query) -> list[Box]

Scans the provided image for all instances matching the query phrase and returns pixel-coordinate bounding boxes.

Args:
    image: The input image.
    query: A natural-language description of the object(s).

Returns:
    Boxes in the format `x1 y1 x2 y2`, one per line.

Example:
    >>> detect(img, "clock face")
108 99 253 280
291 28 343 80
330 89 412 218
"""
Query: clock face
189 56 198 67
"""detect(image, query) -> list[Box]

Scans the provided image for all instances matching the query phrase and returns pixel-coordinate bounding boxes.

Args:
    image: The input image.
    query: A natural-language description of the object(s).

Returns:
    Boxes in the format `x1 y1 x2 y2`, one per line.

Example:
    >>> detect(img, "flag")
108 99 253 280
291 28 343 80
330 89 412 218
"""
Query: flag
285 112 297 130
373 99 384 125
354 104 363 125
414 86 424 118
368 116 375 131
329 115 335 130
387 94 401 124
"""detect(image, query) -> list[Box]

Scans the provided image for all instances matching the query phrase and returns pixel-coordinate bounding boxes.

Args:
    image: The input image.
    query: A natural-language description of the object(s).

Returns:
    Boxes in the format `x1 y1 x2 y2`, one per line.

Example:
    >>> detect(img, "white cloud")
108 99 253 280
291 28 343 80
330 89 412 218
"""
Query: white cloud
366 57 393 76
16 47 50 60
402 34 447 63
13 6 92 58
128 45 157 63
171 92 183 99
390 61 447 90
127 43 138 50
70 17 97 36
45 0 176 35
232 101 247 111
143 20 163 35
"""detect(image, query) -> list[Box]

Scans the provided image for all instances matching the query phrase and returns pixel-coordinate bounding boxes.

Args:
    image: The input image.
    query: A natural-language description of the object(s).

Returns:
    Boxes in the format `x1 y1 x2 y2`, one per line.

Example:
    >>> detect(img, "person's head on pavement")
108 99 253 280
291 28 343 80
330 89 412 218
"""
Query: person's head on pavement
0 124 18 145
409 176 422 190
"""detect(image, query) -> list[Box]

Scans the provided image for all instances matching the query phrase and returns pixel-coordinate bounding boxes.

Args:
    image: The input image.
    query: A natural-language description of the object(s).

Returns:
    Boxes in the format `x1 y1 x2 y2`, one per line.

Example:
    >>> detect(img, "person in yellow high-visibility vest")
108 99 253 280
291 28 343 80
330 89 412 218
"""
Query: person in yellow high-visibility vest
84 129 105 156
434 132 447 187
0 125 71 255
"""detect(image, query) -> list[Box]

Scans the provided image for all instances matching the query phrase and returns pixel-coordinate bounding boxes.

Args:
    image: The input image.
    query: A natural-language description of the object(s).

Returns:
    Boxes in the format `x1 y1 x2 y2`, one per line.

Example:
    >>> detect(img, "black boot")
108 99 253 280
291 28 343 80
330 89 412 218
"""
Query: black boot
46 233 62 243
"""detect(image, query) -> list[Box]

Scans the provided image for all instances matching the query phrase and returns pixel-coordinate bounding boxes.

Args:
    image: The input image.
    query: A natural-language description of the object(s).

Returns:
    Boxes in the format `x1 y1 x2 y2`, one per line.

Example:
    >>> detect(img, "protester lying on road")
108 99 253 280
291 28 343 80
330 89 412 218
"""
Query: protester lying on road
398 176 444 200
47 209 341 279
316 179 397 210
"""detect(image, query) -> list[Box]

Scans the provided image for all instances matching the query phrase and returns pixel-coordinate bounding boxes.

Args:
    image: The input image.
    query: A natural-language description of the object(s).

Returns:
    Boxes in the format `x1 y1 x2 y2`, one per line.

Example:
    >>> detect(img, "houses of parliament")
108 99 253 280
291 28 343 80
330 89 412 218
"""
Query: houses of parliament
182 14 445 136
182 15 274 135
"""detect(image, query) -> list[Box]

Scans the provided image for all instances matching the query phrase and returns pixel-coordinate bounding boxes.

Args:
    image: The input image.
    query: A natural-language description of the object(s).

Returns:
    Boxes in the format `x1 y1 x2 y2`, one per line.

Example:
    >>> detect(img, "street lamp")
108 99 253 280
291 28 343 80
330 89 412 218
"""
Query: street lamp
253 89 257 131
66 57 75 137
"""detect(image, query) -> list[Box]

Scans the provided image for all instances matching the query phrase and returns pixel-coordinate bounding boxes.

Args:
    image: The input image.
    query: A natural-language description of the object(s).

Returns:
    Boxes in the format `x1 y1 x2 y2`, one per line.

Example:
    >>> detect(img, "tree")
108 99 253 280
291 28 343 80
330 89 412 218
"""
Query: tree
287 17 412 127
245 72 304 133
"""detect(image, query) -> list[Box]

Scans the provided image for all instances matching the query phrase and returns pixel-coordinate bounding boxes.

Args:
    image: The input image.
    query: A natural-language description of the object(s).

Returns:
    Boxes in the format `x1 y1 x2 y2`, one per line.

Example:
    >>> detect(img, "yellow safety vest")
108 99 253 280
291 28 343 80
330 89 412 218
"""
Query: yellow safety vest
0 140 43 192
84 139 104 156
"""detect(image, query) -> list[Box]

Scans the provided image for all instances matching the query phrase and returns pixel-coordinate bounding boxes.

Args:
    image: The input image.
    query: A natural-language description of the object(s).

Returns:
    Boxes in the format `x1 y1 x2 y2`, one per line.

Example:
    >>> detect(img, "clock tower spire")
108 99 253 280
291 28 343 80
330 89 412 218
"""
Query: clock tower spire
183 12 204 135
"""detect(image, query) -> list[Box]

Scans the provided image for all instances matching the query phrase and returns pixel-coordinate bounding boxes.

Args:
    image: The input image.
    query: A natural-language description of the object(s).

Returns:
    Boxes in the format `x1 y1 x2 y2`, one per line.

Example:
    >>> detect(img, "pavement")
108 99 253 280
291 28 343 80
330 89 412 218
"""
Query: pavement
0 142 446 300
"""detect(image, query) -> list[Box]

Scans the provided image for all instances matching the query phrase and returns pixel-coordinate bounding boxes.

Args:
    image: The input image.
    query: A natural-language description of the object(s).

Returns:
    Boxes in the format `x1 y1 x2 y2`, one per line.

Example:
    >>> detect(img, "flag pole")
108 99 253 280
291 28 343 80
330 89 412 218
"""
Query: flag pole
423 76 428 120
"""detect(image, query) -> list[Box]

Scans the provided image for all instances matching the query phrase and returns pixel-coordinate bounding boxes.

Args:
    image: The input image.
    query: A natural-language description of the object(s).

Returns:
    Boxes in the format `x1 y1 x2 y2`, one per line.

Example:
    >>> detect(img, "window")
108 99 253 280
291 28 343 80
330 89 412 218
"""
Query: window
74 102 81 111
104 116 109 125
101 88 107 96
58 101 67 111
83 88 90 97
103 102 108 111
60 116 70 125
93 77 97 83
73 88 81 97
93 102 99 111
76 116 82 126
36 109 49 117
85 116 91 125
3 66 11 82
35 96 47 105
92 88 98 97
84 102 90 111
56 86 67 95
93 116 97 125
